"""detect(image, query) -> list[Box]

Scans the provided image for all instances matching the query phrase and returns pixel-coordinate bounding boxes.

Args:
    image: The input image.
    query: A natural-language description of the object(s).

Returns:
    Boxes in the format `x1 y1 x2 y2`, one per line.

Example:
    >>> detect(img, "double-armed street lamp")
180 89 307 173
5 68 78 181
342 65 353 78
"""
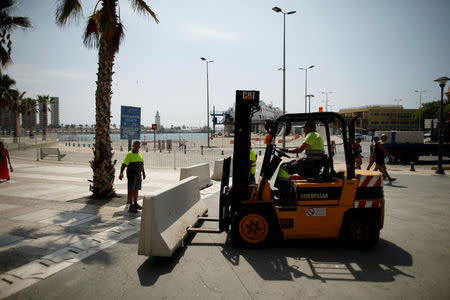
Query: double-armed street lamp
201 57 213 147
434 76 449 175
299 65 314 113
321 91 332 111
415 90 426 130
272 6 296 148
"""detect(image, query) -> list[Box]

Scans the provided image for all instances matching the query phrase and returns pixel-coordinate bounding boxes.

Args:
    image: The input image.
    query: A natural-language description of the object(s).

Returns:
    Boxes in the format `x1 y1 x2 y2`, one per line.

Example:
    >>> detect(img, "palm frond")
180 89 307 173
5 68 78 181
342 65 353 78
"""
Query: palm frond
0 43 9 66
111 22 125 53
0 16 32 31
83 14 100 49
129 0 159 23
0 0 14 11
55 0 82 26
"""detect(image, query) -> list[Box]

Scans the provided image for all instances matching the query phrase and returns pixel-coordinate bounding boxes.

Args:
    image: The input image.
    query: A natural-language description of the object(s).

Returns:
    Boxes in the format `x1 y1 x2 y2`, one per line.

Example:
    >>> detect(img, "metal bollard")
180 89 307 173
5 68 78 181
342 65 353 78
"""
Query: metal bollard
259 150 261 156
221 150 224 155
410 162 415 172
201 145 204 155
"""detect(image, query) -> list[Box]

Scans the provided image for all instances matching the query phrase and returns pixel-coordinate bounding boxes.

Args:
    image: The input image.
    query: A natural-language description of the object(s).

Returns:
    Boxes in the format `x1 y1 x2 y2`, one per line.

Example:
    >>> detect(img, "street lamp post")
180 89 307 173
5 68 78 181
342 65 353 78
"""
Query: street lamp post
200 57 213 147
394 99 402 131
299 65 314 113
321 91 332 111
434 76 449 175
306 94 314 113
273 6 296 148
414 90 426 131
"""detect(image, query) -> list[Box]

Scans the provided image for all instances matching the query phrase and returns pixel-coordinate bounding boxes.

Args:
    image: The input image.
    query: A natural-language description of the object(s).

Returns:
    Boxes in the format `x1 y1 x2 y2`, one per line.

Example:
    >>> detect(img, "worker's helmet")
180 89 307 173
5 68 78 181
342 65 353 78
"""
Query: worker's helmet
304 120 316 131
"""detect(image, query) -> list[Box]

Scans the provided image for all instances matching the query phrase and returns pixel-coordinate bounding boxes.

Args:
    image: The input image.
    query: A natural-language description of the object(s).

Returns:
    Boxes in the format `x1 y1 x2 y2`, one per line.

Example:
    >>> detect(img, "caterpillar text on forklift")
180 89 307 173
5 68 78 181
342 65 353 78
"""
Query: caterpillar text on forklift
139 90 386 257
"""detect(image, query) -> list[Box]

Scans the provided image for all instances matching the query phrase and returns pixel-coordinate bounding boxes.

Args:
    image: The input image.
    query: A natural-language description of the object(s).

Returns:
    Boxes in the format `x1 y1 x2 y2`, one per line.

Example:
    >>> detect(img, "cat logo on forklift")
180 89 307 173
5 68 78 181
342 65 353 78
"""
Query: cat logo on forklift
243 91 257 100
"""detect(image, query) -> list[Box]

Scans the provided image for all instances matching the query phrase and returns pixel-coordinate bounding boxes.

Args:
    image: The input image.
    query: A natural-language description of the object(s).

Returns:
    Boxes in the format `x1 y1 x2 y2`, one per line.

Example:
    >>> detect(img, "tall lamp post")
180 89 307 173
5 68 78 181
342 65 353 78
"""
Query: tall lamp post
434 76 449 175
394 99 402 131
201 57 213 147
272 6 296 148
299 65 314 113
415 90 426 130
306 94 314 113
321 91 332 111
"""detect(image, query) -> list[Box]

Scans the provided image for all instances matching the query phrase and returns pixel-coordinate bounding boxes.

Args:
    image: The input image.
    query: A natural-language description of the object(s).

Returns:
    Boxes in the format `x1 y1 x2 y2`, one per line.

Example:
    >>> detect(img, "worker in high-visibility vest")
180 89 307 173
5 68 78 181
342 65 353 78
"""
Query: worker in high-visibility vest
249 147 257 183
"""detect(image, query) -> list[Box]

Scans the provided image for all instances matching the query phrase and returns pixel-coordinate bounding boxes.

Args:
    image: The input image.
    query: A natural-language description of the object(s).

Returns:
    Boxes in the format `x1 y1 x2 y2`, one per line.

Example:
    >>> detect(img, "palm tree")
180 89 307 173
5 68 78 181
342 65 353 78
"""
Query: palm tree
20 97 36 137
56 0 159 198
8 88 24 141
37 94 51 141
0 72 15 133
0 0 32 67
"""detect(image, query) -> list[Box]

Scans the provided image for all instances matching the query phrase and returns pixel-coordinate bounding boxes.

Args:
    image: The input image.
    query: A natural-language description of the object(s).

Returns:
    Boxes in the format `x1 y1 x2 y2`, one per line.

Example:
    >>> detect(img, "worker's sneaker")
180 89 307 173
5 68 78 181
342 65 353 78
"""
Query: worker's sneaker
128 204 138 213
389 178 397 183
135 203 142 210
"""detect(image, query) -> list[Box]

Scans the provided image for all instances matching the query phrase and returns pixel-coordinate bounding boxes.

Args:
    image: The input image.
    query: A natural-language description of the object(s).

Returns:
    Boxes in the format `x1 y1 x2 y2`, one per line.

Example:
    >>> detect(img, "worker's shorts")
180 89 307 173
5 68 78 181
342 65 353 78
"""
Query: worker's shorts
127 174 142 190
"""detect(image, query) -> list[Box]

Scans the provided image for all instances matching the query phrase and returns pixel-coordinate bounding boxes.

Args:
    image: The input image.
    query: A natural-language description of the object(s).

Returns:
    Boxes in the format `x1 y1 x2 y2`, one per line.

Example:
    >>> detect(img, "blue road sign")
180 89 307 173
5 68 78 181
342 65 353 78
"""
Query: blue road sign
120 106 141 140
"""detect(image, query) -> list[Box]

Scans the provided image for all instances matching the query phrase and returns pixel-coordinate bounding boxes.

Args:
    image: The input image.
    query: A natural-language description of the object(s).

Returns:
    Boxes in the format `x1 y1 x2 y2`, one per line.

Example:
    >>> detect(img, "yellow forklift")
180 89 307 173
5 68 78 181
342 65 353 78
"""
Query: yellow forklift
188 90 385 248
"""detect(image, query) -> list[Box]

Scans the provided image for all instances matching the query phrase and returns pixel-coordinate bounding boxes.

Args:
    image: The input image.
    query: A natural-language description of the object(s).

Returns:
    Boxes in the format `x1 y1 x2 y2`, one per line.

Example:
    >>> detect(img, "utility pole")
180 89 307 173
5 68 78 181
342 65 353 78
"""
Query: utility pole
322 91 332 112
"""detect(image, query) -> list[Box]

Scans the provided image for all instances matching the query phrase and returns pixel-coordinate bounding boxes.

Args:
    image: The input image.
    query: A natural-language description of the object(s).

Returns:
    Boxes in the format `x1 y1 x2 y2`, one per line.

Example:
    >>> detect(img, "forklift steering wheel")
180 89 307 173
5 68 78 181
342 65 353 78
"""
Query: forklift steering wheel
275 148 291 159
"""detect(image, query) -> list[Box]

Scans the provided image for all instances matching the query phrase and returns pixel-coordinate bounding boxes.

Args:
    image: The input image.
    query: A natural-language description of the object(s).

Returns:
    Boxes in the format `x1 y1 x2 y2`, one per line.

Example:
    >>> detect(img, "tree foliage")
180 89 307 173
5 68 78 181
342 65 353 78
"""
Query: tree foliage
0 0 32 67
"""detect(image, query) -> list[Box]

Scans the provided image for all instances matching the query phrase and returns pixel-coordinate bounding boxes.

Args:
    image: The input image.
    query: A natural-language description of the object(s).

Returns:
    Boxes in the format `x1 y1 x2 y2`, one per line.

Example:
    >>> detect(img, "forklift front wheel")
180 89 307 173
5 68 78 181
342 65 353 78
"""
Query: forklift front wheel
233 212 271 247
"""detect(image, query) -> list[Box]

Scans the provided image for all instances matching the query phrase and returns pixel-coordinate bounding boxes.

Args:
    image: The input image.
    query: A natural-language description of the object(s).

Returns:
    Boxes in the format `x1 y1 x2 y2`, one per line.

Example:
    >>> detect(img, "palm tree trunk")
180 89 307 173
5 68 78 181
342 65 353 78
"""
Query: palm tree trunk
90 37 116 198
13 100 19 143
42 102 47 141
28 111 33 137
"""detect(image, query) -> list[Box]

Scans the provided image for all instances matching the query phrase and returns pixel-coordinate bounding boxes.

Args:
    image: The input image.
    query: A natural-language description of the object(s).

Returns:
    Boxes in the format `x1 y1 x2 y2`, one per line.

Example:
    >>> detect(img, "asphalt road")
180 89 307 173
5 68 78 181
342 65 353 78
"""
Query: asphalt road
7 173 450 300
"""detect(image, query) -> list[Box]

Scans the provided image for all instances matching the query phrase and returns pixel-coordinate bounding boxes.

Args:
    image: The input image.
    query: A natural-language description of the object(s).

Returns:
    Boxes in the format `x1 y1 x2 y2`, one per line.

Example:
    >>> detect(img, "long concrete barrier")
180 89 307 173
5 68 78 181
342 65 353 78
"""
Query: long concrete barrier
211 158 233 181
138 176 207 257
179 163 211 189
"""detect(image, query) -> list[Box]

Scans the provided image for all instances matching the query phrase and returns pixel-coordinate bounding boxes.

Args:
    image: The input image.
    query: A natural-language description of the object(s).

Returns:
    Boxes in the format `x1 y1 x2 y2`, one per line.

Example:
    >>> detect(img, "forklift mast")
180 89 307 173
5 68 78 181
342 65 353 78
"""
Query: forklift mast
231 90 260 212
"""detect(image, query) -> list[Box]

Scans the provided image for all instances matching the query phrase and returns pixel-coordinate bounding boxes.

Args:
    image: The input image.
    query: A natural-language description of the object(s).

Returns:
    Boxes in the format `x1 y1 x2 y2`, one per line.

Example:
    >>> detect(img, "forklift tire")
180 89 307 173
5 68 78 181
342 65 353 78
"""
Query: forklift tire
232 209 273 248
342 216 379 249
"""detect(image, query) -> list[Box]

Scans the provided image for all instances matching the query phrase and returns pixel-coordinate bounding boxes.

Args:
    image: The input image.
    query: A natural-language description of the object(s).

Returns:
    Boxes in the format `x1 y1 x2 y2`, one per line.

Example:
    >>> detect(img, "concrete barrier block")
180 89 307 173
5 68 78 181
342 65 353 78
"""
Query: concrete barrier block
138 176 207 257
211 158 233 181
180 163 211 189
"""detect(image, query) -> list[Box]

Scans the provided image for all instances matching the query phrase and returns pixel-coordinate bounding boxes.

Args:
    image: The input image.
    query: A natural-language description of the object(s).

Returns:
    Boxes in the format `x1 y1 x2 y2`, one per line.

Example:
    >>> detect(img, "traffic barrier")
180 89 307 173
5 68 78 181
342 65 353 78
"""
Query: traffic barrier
138 176 207 257
211 158 233 180
180 163 211 189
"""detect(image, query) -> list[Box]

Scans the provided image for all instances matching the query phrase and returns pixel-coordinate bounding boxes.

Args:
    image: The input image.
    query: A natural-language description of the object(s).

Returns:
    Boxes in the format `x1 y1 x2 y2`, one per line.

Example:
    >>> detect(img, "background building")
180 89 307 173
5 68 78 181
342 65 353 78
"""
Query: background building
339 105 418 131
38 102 46 129
22 111 37 130
50 97 60 127
0 107 15 133
155 111 161 128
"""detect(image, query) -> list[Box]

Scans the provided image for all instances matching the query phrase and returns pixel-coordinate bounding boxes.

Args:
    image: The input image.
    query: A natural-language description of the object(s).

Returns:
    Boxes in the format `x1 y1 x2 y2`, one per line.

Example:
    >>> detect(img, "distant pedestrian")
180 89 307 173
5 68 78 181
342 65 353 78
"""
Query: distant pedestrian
119 141 146 213
0 142 13 181
0 142 12 181
354 137 363 169
366 136 379 170
373 134 396 184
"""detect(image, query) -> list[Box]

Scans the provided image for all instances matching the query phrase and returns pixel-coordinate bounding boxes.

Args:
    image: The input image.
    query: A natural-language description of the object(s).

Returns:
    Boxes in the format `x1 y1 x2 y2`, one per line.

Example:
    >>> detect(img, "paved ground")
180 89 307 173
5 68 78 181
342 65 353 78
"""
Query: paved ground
1 145 449 299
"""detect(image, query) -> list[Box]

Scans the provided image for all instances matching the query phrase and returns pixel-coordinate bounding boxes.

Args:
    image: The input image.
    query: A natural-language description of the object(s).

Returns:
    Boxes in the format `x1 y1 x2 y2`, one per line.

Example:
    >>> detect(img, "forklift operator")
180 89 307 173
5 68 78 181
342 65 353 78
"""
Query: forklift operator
280 121 325 177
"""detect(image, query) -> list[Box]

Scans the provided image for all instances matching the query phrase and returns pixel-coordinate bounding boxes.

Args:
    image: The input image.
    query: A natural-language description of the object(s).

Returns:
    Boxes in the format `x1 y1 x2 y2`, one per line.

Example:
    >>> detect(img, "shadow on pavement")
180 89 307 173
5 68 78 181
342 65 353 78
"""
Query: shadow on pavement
219 238 413 283
136 233 194 286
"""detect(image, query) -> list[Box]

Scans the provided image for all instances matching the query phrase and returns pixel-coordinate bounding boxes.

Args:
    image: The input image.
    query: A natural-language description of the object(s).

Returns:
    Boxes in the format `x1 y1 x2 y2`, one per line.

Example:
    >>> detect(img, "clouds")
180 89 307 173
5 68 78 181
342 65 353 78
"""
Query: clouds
186 25 238 41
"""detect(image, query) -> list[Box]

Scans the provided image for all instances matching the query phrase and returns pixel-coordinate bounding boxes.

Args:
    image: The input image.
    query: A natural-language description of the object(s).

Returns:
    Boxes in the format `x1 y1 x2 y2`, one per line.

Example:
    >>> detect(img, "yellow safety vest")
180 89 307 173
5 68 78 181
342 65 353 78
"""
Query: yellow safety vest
250 148 257 175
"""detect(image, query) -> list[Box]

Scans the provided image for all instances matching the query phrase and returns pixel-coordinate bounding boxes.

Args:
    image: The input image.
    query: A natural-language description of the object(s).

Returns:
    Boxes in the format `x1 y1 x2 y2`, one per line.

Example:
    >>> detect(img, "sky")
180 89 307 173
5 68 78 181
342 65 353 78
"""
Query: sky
5 0 450 127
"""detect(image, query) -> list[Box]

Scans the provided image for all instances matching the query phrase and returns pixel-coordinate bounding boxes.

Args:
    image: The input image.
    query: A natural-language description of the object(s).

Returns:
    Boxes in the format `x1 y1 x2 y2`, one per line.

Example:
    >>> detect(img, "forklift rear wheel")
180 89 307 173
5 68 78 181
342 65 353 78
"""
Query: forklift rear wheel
233 211 271 247
343 216 379 249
